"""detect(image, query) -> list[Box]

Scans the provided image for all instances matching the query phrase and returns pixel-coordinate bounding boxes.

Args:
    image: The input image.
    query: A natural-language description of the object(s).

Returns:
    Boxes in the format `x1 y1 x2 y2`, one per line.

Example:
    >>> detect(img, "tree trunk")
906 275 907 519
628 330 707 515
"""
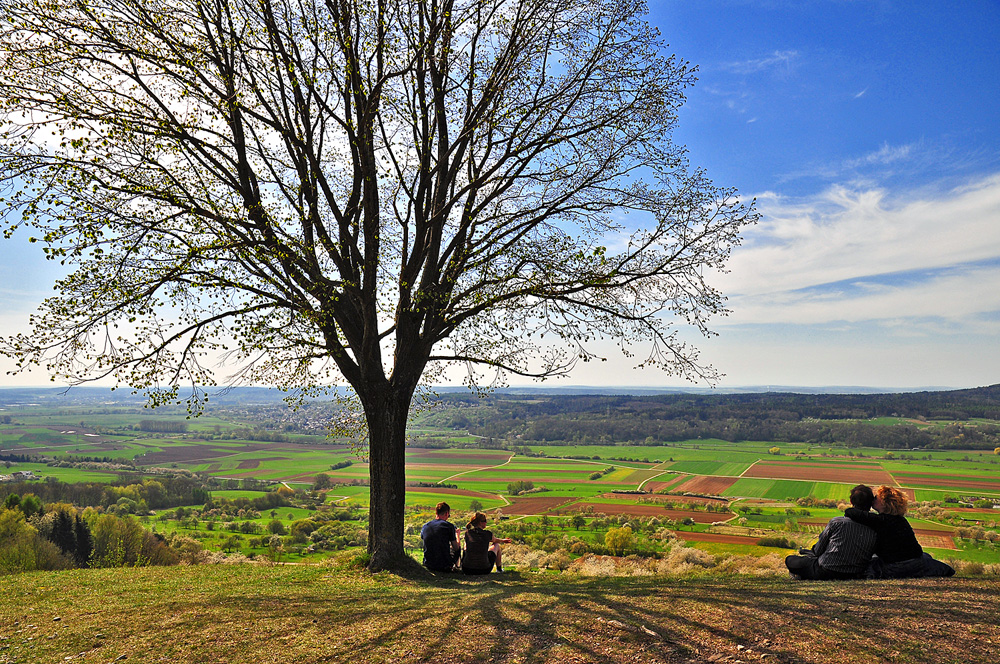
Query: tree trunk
362 386 417 573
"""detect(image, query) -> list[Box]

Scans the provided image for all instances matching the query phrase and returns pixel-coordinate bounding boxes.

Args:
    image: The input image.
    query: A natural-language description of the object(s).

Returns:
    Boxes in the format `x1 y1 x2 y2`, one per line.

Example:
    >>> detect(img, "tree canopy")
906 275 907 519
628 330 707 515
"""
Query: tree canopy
1 0 755 570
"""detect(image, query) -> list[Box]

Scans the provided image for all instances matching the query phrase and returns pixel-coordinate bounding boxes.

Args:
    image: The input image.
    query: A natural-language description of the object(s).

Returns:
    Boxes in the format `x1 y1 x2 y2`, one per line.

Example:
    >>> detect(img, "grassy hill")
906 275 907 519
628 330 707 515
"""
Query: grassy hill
2 563 998 664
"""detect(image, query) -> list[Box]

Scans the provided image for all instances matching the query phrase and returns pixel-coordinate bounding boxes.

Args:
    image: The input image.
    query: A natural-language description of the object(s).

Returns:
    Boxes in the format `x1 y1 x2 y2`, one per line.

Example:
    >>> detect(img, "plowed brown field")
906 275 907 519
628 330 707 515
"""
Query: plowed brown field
557 502 728 523
642 475 689 492
743 462 894 485
894 473 1000 491
501 497 577 515
675 475 738 495
913 529 956 549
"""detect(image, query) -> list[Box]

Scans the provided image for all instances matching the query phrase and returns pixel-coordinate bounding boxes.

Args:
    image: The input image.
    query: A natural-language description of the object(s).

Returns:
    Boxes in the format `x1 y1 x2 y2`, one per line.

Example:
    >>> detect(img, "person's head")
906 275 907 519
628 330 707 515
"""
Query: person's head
466 511 487 531
873 486 908 516
435 502 451 519
849 484 875 511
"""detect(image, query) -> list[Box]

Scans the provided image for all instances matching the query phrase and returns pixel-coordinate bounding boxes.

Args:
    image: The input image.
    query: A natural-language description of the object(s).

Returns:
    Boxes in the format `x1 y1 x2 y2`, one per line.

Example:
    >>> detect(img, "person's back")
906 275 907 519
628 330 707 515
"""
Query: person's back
785 484 877 580
845 485 922 564
814 516 877 576
461 512 510 575
421 502 459 572
463 526 493 570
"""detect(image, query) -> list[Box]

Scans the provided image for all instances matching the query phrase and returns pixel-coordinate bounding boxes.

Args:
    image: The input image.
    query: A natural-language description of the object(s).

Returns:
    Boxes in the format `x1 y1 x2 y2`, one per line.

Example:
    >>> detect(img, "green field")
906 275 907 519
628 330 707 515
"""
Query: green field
4 401 1000 565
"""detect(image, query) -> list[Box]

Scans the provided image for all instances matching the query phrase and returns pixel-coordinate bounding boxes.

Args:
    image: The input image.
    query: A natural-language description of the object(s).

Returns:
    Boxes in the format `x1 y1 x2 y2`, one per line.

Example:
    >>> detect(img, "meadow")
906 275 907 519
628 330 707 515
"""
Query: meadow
3 399 1000 565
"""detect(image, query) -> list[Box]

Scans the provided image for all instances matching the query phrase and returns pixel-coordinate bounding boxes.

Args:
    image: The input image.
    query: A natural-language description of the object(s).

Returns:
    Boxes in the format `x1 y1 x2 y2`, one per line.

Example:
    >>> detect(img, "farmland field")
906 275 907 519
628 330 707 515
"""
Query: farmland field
3 390 1000 565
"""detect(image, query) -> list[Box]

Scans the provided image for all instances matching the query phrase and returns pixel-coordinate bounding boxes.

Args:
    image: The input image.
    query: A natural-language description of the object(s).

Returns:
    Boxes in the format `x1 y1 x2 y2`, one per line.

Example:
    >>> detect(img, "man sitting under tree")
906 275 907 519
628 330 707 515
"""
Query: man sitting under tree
421 502 460 573
785 485 877 580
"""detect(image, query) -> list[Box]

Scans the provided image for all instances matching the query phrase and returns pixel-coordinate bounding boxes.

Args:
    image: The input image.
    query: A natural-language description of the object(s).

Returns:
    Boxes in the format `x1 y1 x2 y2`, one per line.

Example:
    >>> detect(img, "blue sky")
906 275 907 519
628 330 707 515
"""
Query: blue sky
638 0 1000 390
2 0 999 390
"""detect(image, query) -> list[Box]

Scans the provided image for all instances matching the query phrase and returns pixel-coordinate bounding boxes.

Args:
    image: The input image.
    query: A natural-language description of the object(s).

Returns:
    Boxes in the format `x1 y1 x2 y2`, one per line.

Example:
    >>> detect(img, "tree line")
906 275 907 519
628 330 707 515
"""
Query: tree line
425 386 1000 450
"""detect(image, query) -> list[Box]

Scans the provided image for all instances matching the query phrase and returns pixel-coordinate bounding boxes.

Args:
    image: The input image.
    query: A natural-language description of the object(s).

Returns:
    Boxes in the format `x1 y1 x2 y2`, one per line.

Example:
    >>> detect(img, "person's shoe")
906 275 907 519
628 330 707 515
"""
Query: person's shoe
495 567 504 574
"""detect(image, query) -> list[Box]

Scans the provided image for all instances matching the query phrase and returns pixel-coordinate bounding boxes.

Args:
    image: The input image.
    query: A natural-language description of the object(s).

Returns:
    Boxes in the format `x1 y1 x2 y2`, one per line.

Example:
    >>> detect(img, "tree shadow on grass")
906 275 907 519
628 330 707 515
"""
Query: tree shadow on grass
39 566 996 664
378 574 1000 664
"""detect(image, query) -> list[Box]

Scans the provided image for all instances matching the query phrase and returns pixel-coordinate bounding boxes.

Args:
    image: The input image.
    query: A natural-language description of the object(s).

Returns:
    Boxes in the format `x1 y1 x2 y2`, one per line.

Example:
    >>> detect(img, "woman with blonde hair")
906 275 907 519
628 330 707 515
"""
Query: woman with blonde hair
845 485 922 563
462 512 512 575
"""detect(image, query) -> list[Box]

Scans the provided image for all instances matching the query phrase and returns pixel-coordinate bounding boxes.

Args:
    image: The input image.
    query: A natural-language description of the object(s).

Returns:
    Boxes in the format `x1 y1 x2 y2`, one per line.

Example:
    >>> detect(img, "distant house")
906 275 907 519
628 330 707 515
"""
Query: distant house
10 470 38 481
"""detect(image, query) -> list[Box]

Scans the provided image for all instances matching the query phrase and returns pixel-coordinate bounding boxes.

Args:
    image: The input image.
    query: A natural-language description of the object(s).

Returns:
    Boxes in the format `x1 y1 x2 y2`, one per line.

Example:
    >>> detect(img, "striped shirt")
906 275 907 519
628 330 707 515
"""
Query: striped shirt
813 516 877 575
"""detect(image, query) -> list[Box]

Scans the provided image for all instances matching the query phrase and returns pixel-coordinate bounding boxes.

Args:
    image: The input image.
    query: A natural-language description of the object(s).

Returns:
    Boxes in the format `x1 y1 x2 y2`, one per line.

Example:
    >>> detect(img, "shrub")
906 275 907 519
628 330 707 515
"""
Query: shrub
0 508 73 574
757 536 797 549
605 526 634 556
170 536 207 564
88 514 178 568
507 480 534 496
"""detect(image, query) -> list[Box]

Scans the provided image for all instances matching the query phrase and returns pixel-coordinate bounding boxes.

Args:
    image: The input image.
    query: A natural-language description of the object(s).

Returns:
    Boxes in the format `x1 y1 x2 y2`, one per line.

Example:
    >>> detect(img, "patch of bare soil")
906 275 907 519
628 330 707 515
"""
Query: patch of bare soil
744 462 895 485
559 502 726 524
674 475 738 494
502 496 578 515
894 473 1000 491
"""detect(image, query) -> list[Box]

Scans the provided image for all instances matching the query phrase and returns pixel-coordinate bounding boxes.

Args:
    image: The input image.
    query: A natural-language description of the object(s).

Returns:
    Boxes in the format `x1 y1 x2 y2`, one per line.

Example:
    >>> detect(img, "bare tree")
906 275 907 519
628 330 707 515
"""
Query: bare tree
0 0 755 570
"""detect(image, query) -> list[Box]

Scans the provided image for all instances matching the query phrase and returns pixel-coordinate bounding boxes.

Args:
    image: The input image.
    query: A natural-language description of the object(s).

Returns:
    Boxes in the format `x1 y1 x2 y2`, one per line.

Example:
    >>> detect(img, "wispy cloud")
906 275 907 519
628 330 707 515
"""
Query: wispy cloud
721 50 799 75
854 88 869 99
778 141 922 183
843 142 914 169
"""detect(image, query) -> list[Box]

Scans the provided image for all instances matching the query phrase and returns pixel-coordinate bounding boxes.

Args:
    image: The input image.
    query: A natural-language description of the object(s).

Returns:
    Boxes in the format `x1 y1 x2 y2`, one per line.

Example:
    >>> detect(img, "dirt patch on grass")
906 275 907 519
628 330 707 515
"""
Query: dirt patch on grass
674 475 738 495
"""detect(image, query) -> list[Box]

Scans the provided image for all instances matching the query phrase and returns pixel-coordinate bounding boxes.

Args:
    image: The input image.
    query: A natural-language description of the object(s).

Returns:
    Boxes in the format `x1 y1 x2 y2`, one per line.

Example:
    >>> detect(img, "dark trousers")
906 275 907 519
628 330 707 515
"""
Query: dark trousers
785 554 861 580
425 548 461 573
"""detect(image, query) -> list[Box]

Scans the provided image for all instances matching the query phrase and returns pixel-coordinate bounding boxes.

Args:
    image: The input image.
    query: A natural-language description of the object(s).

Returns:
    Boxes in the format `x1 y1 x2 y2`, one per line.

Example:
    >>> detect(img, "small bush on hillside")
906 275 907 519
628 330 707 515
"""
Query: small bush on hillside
757 536 797 549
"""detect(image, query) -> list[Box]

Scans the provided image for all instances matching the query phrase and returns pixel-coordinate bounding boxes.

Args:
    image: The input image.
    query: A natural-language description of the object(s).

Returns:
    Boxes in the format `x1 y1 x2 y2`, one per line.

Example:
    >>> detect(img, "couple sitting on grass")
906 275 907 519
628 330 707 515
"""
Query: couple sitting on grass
421 502 512 575
785 484 955 580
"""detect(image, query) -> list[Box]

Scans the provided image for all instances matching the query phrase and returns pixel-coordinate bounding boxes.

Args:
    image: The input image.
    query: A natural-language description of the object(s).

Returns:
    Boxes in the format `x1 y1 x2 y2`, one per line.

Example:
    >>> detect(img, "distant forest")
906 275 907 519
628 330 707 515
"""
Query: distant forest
425 385 1000 450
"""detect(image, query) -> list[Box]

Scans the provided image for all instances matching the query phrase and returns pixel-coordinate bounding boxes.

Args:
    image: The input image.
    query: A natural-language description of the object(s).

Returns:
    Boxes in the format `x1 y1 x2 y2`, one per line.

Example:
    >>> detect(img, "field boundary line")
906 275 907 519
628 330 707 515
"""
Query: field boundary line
438 453 515 484
885 468 902 487
637 471 675 491
740 460 761 478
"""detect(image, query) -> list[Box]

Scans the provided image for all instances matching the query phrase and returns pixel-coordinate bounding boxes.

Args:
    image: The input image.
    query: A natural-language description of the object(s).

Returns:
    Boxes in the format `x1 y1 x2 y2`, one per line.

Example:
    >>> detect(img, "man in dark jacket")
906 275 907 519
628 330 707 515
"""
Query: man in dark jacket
420 502 460 572
785 485 877 580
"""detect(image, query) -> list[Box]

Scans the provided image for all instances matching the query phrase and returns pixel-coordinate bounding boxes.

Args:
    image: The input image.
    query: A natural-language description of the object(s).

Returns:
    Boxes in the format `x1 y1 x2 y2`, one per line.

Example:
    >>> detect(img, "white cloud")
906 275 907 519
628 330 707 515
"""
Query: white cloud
725 265 1000 327
854 88 868 99
715 173 1000 324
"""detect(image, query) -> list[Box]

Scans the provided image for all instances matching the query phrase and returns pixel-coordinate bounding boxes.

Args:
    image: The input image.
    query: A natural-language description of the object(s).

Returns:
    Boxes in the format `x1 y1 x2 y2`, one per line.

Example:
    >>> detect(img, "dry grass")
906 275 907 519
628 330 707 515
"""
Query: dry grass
1 561 998 664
